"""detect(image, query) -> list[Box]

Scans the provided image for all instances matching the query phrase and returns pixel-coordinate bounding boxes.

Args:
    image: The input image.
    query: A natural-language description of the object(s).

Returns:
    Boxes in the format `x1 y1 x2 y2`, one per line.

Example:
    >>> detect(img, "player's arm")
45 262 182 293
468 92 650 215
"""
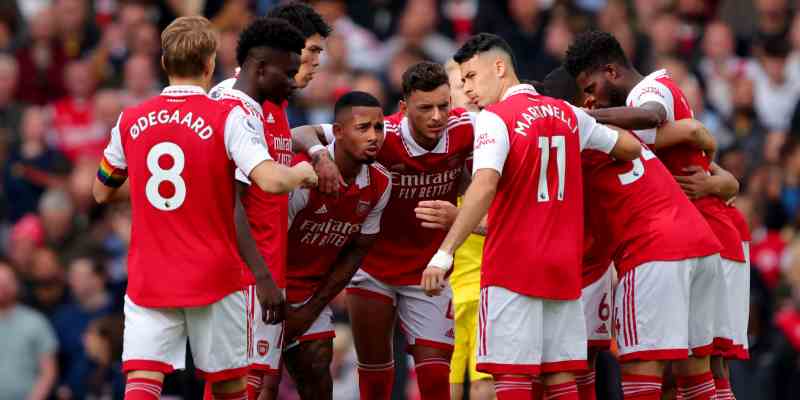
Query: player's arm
285 233 378 341
415 200 488 235
225 107 317 193
653 119 717 156
291 123 344 194
234 183 284 324
675 162 740 201
93 115 128 204
424 110 506 295
587 101 667 130
573 105 641 161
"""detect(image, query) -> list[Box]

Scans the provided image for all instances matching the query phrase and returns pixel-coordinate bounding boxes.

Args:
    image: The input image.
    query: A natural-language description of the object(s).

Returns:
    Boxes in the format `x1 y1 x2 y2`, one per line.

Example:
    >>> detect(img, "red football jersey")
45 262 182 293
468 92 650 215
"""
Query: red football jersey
627 70 745 262
347 109 474 285
582 228 613 288
726 204 751 242
286 148 391 303
100 85 271 307
474 84 620 300
581 145 722 277
51 97 106 162
216 88 293 288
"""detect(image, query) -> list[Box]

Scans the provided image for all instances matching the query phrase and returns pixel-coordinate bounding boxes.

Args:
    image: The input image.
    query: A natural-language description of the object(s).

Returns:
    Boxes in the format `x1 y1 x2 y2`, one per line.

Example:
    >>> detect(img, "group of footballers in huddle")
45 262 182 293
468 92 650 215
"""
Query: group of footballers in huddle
90 2 751 400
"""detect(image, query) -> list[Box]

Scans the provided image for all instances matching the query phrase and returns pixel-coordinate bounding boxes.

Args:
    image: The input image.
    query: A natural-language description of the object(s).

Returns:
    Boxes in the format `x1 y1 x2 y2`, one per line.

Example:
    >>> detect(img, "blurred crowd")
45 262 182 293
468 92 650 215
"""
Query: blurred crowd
1 0 800 399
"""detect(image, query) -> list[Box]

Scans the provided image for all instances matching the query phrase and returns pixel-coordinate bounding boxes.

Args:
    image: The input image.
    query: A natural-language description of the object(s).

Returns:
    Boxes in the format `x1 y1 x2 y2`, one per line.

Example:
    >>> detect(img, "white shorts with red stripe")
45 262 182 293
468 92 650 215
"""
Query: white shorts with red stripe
613 254 721 362
346 268 454 351
121 291 248 382
582 265 613 350
476 286 588 375
246 285 284 374
284 299 336 350
713 243 750 359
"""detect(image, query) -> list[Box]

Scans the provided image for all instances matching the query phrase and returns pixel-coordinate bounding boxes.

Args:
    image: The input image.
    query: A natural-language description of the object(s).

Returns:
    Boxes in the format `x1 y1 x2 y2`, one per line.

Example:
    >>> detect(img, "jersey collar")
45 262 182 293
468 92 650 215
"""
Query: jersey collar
400 116 448 157
327 142 370 189
501 84 538 101
220 88 264 122
161 85 206 97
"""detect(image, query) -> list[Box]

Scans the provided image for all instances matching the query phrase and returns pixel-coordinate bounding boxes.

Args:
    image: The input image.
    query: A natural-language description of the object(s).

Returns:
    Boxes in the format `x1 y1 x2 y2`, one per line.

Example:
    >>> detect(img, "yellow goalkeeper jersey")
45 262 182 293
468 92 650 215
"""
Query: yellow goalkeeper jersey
451 197 484 304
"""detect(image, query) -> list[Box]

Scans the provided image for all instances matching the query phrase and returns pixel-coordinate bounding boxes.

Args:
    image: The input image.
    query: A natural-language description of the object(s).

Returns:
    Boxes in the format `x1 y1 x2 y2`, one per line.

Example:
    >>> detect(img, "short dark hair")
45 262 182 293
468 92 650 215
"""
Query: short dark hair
236 17 305 66
453 33 515 66
334 91 382 120
266 1 332 39
564 30 631 78
401 61 449 99
538 66 580 104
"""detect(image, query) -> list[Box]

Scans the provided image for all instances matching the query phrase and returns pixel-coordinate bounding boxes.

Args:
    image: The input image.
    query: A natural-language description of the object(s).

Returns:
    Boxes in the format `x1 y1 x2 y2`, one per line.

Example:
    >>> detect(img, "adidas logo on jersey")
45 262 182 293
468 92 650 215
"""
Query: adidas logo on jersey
315 204 328 214
596 323 608 335
266 113 276 124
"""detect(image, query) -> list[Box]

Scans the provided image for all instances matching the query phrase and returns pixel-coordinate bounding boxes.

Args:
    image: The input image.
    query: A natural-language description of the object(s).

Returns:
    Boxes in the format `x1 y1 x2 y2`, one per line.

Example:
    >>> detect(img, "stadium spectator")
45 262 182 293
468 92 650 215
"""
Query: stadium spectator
380 0 458 66
50 60 103 163
6 214 45 271
309 0 383 71
52 255 114 400
3 107 71 222
0 54 25 147
15 6 68 105
24 247 68 317
82 313 125 400
119 55 158 107
747 38 800 134
0 261 58 400
54 0 100 59
698 20 747 119
38 189 80 252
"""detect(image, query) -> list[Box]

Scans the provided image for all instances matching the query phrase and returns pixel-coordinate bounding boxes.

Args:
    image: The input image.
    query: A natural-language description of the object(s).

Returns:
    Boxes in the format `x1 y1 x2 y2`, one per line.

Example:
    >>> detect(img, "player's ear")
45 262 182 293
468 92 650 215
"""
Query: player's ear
399 99 408 115
495 57 505 78
332 122 344 140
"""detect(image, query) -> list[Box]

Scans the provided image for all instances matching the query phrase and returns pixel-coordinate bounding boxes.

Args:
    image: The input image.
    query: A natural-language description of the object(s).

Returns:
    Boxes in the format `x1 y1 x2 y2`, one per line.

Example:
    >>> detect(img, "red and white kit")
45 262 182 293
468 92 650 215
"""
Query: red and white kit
331 108 473 350
102 85 270 381
285 145 391 346
582 228 614 351
213 79 294 374
626 70 745 355
581 139 723 361
721 204 751 359
472 84 619 374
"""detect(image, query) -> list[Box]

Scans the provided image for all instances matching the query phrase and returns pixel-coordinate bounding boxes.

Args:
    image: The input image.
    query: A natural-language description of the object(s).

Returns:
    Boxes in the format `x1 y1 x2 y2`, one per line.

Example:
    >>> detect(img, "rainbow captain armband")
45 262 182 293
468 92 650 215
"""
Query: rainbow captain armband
97 157 128 188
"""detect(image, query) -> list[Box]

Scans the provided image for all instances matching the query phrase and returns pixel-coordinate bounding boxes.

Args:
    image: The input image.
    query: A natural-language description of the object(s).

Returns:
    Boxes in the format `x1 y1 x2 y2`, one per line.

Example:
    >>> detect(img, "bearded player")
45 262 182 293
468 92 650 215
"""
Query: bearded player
208 3 332 399
93 16 315 400
425 33 642 400
565 30 747 399
292 61 475 400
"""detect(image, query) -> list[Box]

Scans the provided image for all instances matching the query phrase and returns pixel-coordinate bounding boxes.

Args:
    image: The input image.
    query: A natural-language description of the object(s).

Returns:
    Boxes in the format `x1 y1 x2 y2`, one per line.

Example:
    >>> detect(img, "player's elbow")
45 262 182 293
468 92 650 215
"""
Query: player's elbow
688 120 716 152
253 176 292 194
612 133 642 161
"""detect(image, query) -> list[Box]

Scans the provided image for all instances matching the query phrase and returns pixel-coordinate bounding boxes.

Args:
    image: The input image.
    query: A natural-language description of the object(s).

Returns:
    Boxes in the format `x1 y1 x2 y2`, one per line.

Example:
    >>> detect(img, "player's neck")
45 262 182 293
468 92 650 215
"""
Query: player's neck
333 145 361 185
498 76 521 101
622 69 644 95
168 76 207 90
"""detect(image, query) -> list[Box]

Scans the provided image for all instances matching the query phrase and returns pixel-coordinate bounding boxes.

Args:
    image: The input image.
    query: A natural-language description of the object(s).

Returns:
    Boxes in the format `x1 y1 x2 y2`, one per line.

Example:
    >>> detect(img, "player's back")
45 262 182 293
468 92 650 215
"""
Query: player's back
481 89 585 300
581 145 722 276
360 109 474 285
118 87 246 307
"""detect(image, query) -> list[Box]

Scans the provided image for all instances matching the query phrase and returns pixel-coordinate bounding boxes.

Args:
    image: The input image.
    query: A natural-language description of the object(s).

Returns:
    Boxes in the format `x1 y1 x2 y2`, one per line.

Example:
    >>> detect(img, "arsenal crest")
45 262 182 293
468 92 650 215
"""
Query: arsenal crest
257 340 269 356
356 200 371 216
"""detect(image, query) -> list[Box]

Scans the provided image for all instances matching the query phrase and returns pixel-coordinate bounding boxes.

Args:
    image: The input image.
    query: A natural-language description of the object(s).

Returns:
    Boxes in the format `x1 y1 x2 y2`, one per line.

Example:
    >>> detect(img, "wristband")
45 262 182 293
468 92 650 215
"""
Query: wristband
429 250 454 271
308 144 326 159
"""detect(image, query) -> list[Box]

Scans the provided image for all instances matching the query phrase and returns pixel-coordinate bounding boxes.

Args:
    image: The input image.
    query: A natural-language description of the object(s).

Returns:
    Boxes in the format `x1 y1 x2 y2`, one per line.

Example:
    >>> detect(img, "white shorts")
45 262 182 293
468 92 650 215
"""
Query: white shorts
714 245 750 359
476 286 587 375
246 285 284 374
613 255 721 362
122 291 248 382
582 266 613 350
284 300 336 350
346 268 454 351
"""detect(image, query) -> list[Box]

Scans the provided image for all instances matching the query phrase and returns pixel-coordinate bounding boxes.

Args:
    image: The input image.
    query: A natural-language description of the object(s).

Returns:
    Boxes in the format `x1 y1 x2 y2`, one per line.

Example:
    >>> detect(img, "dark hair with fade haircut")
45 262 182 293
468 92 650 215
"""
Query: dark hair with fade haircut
564 30 631 78
538 66 581 104
266 1 332 39
236 17 305 66
401 61 449 99
334 91 382 120
452 33 515 66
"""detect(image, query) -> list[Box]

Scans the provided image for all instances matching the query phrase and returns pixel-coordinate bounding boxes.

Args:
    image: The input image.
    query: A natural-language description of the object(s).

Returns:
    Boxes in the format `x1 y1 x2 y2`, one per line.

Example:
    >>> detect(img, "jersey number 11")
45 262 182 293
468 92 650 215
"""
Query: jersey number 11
537 135 566 202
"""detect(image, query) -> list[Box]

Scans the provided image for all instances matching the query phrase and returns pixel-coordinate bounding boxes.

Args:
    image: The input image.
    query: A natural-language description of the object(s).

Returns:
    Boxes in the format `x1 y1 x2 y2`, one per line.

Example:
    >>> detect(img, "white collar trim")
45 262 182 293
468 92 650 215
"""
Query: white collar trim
400 116 448 156
161 85 206 97
501 84 538 101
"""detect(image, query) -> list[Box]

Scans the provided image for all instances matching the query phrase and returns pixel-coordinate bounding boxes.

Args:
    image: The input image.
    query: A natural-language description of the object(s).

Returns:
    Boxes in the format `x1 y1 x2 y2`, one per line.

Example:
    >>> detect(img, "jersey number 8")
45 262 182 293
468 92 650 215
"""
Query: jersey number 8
146 142 186 211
